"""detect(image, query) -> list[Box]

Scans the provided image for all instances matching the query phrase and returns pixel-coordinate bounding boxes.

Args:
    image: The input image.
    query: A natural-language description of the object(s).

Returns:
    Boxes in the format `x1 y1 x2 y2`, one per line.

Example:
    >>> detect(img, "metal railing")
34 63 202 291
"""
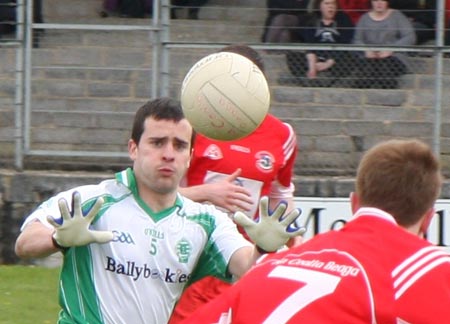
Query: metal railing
2 0 450 173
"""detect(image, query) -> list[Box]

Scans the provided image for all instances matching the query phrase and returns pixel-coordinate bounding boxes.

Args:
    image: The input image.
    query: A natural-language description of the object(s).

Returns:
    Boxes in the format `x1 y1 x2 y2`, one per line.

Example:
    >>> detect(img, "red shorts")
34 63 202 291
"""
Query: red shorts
169 276 232 323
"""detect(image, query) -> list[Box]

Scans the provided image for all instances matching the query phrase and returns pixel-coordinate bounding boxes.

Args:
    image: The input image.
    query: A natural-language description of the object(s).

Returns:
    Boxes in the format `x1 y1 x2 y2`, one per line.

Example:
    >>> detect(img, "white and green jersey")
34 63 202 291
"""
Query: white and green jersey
22 168 252 324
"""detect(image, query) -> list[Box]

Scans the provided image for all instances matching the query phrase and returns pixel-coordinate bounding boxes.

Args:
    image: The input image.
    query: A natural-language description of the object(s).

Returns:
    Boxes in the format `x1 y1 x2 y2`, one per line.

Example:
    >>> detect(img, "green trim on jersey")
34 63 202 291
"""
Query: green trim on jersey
57 192 130 324
58 246 103 324
115 168 183 223
186 213 233 285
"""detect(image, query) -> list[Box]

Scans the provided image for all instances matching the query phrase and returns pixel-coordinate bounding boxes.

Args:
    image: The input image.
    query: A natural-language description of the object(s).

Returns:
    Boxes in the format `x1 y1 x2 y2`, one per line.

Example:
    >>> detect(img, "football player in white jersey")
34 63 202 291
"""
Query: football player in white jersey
14 97 304 324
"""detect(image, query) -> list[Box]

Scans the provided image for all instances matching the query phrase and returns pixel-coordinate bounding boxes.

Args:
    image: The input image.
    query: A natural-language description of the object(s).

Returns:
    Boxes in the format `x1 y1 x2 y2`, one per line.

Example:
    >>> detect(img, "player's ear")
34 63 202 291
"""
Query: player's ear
128 139 137 160
419 207 435 236
350 192 360 214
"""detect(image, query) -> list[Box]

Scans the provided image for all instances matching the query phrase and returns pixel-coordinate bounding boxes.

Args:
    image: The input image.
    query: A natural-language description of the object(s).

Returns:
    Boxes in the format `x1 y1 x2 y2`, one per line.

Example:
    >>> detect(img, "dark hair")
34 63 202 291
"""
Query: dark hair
131 97 195 146
219 44 265 74
369 0 389 5
311 0 340 17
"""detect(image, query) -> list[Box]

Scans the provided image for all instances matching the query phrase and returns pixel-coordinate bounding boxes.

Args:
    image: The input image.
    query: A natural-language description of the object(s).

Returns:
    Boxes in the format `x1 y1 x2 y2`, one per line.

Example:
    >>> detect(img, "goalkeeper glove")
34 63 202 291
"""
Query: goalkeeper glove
47 191 113 248
234 196 305 253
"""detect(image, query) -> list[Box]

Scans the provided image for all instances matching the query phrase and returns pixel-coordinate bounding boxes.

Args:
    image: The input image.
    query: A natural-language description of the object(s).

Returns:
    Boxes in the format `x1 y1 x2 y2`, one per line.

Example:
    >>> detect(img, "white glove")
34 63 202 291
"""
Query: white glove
233 196 305 253
47 191 113 248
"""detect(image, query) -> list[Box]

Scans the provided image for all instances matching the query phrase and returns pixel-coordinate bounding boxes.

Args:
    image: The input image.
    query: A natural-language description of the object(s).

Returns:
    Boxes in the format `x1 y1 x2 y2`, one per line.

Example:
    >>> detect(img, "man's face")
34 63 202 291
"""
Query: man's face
129 116 192 195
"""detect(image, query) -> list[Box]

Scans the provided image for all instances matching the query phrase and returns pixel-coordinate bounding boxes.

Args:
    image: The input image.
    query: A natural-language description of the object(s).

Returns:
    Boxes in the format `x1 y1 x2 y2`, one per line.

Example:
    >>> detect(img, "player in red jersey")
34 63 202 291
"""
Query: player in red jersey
181 139 450 324
169 44 301 323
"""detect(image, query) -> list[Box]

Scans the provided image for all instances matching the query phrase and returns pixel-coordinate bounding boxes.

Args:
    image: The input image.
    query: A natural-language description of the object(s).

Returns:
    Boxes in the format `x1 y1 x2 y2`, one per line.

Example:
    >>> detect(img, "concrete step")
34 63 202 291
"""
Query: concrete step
34 17 264 46
43 0 267 24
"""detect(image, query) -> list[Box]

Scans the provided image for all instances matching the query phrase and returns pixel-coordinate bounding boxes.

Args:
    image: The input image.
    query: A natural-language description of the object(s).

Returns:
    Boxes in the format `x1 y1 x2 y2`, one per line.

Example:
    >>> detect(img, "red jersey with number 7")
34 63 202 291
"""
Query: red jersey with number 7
182 208 450 324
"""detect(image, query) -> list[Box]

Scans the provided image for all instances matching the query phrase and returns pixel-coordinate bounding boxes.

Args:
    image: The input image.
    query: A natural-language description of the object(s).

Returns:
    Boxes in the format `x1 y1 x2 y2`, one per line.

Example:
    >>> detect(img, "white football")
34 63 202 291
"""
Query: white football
180 51 270 141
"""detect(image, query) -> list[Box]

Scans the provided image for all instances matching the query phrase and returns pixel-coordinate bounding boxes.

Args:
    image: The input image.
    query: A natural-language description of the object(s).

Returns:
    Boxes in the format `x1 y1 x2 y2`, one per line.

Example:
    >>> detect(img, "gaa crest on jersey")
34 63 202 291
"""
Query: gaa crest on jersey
203 144 223 160
255 151 274 173
112 230 135 244
176 238 192 263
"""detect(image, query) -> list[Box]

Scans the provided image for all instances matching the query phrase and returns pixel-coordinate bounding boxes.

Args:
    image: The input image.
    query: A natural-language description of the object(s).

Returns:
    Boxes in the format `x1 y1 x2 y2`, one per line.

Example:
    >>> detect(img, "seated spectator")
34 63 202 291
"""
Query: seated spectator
338 0 369 25
100 0 152 18
171 0 210 20
261 0 310 44
390 0 436 45
0 0 16 35
281 0 354 87
352 0 416 89
444 0 450 45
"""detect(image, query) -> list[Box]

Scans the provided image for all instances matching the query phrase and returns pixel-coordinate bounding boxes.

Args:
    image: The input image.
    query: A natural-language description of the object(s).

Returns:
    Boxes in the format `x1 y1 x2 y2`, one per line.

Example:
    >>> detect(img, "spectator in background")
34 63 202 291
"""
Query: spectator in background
444 0 450 45
352 0 416 89
338 0 369 24
171 0 210 20
100 0 153 18
0 0 17 35
281 0 354 87
262 0 310 44
181 139 450 324
390 0 436 45
169 44 301 323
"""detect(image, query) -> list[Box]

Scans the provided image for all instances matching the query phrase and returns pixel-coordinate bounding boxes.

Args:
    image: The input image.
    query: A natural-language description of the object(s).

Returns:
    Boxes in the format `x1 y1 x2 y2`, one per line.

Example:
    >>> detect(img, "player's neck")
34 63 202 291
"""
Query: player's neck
138 184 178 213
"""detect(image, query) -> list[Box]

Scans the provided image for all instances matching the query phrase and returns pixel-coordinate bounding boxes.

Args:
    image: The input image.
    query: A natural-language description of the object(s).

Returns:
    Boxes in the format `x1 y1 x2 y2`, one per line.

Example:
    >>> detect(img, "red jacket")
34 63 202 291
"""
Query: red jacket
338 0 369 25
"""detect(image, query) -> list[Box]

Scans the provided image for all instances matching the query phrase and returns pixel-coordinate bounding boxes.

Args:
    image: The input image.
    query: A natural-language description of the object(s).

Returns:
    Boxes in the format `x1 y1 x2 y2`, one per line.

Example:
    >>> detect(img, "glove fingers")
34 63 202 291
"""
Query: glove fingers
258 196 270 219
85 197 104 223
71 191 82 217
58 198 72 221
91 231 114 244
233 211 255 228
286 226 307 237
279 208 301 226
271 201 288 220
47 215 61 228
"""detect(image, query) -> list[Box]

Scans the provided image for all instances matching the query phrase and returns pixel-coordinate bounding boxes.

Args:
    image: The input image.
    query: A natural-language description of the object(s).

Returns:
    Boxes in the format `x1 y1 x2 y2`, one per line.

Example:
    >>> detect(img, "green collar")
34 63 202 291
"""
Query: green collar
115 168 183 222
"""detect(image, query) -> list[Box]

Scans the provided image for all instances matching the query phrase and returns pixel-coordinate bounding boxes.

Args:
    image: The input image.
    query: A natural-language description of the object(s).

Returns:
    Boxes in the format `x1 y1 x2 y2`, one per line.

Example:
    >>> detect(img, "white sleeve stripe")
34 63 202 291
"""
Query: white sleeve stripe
393 250 449 289
394 256 450 299
216 309 232 324
392 246 441 277
282 123 297 162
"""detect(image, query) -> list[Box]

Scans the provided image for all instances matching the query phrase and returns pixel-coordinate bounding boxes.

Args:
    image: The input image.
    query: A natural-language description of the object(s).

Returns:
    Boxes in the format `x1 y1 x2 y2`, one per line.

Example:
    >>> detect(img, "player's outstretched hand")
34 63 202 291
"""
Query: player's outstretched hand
47 191 113 248
233 196 305 253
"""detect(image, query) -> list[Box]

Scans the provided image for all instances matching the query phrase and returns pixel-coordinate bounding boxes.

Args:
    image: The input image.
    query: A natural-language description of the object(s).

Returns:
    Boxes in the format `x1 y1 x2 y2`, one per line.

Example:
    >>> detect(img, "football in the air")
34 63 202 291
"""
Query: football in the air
180 51 270 141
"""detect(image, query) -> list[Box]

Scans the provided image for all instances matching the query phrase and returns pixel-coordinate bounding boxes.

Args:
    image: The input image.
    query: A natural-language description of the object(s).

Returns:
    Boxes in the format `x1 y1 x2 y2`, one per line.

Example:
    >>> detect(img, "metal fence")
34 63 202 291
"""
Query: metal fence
1 0 450 176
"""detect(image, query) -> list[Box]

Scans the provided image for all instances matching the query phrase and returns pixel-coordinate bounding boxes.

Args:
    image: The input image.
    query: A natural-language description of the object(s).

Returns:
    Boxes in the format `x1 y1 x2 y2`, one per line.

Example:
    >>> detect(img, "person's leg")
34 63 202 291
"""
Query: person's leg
171 0 182 19
413 21 435 45
169 277 231 323
286 51 308 77
377 56 406 88
184 0 210 19
0 1 16 41
32 0 44 48
33 0 43 23
353 57 376 88
264 14 300 43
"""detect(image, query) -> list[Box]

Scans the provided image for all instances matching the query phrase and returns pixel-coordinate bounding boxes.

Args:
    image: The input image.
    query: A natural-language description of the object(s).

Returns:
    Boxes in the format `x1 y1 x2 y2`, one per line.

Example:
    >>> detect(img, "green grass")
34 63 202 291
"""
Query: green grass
0 265 60 324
